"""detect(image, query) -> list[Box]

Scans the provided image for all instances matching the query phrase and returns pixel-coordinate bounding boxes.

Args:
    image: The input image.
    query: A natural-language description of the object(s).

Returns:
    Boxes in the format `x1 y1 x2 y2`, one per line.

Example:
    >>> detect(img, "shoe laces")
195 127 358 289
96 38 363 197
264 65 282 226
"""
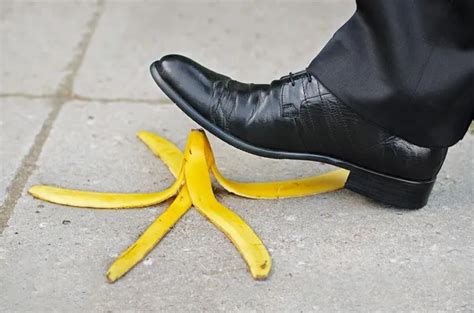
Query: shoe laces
281 70 312 86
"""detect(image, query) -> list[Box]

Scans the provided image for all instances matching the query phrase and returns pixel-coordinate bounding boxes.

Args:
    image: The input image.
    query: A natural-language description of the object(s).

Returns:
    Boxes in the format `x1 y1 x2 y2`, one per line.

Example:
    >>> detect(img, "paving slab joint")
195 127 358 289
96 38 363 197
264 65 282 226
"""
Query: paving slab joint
0 0 105 233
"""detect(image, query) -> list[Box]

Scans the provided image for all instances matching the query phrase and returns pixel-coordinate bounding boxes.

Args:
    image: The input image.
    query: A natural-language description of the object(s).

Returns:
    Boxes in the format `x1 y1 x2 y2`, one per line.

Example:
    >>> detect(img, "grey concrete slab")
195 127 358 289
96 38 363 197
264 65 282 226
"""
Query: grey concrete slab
0 1 97 94
1 101 472 312
74 0 355 100
0 98 52 206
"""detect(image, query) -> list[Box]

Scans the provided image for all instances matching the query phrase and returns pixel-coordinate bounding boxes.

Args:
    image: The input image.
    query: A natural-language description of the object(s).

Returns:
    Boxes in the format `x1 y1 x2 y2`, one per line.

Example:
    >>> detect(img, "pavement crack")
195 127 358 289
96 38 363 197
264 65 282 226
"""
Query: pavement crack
71 93 173 105
0 0 105 234
0 92 172 105
0 98 63 233
57 0 105 95
0 93 57 100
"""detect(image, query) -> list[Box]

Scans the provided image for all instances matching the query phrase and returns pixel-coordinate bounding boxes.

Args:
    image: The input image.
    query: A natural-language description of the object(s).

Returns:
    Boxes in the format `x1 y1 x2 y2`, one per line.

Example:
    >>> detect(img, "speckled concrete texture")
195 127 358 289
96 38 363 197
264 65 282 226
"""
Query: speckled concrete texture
1 1 472 312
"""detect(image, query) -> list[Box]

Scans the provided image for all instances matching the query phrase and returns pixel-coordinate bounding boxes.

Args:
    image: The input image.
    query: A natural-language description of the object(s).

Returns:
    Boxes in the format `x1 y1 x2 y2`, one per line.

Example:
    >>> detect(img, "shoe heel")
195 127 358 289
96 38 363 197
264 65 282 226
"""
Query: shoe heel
345 170 435 209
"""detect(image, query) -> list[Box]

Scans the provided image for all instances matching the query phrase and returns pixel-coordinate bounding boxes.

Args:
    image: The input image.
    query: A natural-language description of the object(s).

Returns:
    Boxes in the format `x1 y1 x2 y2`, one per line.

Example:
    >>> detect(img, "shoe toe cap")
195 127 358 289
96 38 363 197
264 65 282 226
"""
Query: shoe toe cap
151 55 219 117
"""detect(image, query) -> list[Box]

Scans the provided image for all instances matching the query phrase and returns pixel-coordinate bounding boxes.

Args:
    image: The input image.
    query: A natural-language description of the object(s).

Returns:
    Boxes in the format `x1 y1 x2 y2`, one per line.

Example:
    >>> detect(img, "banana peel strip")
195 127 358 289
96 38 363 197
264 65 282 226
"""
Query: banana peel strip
106 133 192 282
28 129 350 282
137 130 271 279
28 174 183 209
138 130 350 199
106 187 192 282
137 131 183 177
106 132 199 282
184 130 271 279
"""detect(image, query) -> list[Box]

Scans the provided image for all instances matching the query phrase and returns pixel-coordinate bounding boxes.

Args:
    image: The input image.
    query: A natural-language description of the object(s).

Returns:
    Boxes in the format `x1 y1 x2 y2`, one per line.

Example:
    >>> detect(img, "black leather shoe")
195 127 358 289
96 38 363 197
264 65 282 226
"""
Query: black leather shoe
150 55 448 209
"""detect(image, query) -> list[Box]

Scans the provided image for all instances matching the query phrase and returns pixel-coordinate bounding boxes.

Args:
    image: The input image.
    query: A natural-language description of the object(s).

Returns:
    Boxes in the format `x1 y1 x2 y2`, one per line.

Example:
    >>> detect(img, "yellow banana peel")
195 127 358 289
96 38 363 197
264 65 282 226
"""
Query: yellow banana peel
29 129 349 282
28 174 183 209
184 131 271 279
106 187 192 282
138 130 349 199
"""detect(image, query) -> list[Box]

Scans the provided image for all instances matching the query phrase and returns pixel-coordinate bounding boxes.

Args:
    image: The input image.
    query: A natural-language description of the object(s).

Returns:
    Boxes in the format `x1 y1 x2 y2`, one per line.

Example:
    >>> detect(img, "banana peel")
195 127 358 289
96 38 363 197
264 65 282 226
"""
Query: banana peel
29 129 349 282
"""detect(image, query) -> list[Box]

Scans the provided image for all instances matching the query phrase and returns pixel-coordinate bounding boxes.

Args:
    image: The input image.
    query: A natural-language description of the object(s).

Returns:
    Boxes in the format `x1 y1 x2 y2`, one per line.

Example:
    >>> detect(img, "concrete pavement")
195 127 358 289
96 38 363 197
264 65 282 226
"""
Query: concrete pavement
1 1 472 312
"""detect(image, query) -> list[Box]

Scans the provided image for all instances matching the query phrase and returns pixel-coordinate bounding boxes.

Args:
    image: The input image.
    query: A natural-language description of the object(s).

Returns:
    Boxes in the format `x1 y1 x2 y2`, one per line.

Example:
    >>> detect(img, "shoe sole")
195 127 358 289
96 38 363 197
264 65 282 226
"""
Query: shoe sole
150 64 435 209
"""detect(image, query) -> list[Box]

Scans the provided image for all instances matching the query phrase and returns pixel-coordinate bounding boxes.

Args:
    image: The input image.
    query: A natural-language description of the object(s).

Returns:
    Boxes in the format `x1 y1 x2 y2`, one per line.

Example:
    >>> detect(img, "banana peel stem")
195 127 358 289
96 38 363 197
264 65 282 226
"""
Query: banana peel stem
28 128 350 282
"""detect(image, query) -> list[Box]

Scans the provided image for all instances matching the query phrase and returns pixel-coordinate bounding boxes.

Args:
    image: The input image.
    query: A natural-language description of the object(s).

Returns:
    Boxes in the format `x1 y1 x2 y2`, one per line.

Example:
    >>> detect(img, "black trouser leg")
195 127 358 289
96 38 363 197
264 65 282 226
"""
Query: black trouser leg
308 0 474 148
